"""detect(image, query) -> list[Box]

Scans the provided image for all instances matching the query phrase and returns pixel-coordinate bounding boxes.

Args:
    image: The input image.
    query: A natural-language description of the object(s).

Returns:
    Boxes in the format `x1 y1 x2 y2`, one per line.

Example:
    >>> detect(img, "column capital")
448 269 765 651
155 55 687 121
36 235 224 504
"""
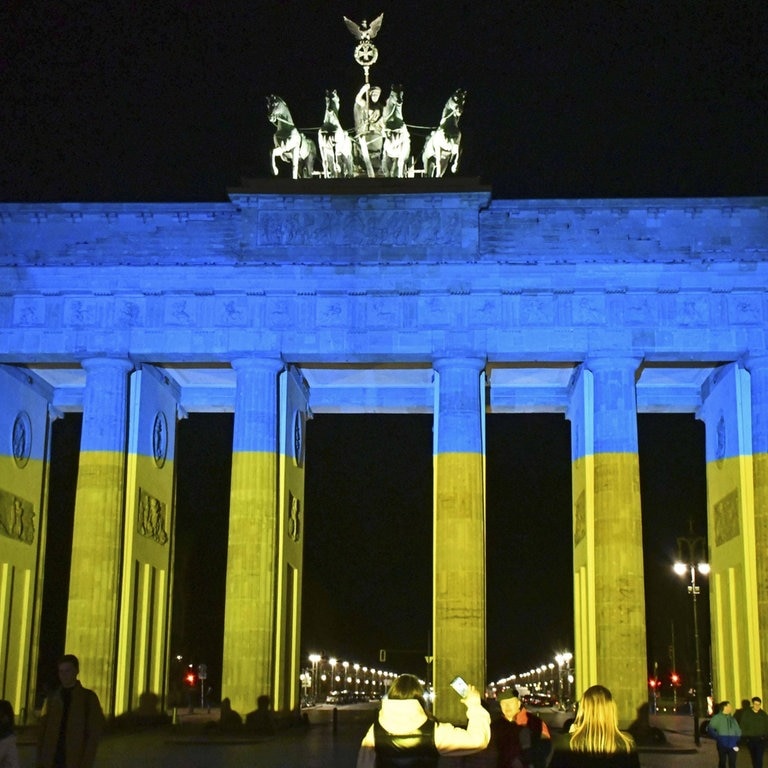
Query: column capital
582 355 643 375
741 353 768 374
80 356 133 374
432 356 486 373
231 356 284 374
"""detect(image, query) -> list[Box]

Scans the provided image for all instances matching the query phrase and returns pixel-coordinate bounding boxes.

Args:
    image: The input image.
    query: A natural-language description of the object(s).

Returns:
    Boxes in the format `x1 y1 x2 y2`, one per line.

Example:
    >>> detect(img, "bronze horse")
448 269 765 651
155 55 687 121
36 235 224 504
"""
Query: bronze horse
267 94 317 179
422 88 466 177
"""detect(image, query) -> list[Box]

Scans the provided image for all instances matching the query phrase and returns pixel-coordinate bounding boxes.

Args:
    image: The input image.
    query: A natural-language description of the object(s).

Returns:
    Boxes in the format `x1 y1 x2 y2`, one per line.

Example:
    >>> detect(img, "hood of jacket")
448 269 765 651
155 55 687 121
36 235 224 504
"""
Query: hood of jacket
378 698 429 734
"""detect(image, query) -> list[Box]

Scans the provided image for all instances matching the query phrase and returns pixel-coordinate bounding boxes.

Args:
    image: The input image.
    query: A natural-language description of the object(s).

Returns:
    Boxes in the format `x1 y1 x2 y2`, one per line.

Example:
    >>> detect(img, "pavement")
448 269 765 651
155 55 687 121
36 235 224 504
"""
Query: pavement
15 706 744 767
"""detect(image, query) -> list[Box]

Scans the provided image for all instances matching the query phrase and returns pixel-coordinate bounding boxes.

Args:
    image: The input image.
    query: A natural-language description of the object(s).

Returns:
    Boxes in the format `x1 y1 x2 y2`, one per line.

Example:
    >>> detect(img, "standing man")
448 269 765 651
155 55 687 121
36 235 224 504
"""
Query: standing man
37 654 104 768
740 697 768 768
491 692 552 768
708 701 742 768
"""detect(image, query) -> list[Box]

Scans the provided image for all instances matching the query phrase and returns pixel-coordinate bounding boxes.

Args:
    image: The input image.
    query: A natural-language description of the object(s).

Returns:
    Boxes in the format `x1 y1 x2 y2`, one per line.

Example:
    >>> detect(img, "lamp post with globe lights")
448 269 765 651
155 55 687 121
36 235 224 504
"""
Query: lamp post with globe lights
555 652 573 705
308 653 321 702
674 530 710 747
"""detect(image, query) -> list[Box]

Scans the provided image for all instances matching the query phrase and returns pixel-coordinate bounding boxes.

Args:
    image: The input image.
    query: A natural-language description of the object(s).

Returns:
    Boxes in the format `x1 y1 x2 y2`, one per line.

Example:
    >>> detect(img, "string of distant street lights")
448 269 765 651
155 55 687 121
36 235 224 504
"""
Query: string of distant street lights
489 651 574 703
302 653 400 703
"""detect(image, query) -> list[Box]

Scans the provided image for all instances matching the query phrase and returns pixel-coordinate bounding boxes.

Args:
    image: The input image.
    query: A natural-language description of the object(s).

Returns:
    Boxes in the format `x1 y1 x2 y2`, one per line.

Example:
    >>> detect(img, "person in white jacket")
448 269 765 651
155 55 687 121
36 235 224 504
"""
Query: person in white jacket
356 673 491 768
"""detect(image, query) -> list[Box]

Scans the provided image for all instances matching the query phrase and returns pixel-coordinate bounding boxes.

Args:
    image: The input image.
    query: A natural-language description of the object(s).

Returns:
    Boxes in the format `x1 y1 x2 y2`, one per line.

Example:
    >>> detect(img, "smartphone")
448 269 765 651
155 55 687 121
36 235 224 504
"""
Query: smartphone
450 676 469 697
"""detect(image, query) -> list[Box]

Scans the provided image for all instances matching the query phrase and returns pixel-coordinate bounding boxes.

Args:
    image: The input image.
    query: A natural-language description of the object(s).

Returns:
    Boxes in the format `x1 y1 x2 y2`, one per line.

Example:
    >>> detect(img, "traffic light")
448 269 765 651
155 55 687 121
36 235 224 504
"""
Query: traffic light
670 672 681 686
648 678 659 689
184 669 197 686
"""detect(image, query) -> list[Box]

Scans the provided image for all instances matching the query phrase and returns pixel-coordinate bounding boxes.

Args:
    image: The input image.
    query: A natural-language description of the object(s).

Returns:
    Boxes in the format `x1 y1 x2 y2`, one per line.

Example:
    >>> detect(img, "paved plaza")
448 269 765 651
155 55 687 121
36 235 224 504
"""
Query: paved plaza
14 708 748 768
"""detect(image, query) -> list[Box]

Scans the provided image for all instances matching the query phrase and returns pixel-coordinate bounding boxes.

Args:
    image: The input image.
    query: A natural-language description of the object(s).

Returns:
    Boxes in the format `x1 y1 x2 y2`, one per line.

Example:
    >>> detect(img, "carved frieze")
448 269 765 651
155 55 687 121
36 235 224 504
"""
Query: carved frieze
164 299 194 326
217 297 248 326
252 210 462 248
287 491 301 542
572 296 605 324
714 489 739 546
117 299 145 327
467 297 501 326
316 298 349 327
365 297 399 329
137 489 168 545
678 296 710 326
520 295 554 325
574 490 586 546
64 299 99 327
727 295 763 324
13 298 46 326
0 490 35 544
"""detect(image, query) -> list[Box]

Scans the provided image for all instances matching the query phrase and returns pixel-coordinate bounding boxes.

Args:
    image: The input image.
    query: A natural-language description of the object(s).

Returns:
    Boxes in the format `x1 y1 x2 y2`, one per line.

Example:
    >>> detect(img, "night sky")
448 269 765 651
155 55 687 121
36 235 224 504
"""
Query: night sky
9 0 763 696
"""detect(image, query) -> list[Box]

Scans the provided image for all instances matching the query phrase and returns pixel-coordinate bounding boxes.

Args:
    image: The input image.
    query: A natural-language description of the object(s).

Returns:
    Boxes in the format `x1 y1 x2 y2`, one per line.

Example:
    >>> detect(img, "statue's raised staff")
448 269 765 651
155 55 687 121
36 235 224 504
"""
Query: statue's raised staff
266 94 317 179
380 85 412 178
344 14 387 177
422 88 466 177
318 89 354 178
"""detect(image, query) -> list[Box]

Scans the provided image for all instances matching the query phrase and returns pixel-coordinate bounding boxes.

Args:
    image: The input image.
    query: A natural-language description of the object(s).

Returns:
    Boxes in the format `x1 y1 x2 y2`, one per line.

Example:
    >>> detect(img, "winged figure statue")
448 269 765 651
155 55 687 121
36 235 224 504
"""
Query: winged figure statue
343 13 384 41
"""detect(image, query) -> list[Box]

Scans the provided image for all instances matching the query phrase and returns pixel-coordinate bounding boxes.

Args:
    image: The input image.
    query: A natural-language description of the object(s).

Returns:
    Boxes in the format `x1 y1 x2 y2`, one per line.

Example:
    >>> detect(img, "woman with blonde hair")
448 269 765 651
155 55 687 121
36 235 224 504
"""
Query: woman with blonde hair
550 685 639 767
356 673 490 768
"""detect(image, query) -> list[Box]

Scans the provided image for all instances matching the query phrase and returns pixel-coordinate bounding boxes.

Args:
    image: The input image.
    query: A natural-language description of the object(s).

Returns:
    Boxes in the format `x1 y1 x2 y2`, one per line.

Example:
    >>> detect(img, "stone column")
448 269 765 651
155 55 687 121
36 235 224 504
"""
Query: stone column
568 356 646 725
66 357 133 714
432 357 485 723
221 356 284 716
744 355 768 693
701 362 763 699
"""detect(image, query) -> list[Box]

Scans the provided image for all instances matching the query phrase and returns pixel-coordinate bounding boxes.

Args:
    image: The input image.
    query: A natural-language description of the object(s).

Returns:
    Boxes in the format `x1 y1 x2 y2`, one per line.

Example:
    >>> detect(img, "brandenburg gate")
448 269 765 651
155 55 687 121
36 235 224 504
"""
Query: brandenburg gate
1 180 766 725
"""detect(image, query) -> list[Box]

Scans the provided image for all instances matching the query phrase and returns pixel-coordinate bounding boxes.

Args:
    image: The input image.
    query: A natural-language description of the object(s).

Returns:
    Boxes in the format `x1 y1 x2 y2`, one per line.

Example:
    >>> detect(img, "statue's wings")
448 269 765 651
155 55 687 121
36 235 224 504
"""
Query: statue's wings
367 13 384 39
343 13 384 40
343 16 364 39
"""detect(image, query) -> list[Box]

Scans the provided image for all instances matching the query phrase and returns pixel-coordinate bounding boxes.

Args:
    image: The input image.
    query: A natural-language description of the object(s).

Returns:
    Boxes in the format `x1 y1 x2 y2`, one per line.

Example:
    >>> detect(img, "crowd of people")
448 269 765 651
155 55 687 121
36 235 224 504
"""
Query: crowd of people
357 673 768 768
2 654 766 768
356 677 641 768
708 696 768 768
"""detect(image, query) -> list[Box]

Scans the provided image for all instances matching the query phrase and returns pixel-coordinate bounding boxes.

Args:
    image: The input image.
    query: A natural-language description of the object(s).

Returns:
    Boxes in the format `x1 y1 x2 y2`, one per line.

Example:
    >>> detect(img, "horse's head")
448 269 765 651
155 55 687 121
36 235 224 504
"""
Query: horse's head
451 89 467 114
324 89 340 114
387 84 404 107
266 94 291 126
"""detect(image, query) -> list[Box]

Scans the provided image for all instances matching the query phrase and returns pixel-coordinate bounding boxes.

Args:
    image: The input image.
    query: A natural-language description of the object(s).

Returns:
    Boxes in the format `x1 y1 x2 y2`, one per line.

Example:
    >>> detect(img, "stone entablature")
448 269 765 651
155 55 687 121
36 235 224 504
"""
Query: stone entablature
480 198 767 263
1 188 766 367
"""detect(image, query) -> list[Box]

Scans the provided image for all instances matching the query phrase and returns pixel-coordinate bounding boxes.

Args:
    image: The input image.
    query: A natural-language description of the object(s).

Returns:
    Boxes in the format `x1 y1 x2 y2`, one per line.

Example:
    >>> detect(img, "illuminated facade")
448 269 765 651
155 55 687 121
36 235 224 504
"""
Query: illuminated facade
1 180 766 725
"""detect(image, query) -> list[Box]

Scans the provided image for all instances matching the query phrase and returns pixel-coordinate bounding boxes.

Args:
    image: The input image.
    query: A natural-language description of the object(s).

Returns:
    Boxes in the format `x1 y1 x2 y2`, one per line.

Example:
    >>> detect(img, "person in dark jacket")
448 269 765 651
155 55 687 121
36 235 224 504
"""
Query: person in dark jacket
490 692 551 768
36 654 104 768
738 697 768 768
0 700 20 768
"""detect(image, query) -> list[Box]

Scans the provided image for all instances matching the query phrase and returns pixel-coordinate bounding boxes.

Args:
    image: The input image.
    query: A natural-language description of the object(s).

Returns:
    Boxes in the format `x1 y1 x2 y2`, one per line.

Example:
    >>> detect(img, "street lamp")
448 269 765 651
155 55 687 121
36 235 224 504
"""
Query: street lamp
555 652 573 704
309 653 321 701
329 657 337 696
674 531 710 747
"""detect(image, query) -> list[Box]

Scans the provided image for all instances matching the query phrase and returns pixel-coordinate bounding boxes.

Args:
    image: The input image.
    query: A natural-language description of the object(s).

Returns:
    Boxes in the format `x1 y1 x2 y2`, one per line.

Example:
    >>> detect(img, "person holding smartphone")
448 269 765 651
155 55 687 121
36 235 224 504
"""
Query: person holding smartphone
356 673 490 768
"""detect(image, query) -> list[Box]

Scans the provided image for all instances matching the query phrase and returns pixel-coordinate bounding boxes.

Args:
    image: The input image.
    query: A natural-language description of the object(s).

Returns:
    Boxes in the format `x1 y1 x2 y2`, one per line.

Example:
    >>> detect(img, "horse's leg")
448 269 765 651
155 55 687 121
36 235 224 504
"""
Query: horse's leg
318 134 329 178
272 146 280 176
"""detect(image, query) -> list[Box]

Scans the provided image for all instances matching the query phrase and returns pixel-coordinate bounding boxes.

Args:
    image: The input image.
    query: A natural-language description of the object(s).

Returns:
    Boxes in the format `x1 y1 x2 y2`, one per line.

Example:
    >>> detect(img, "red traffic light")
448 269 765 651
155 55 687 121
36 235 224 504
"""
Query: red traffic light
648 678 658 688
670 672 681 685
184 672 196 686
